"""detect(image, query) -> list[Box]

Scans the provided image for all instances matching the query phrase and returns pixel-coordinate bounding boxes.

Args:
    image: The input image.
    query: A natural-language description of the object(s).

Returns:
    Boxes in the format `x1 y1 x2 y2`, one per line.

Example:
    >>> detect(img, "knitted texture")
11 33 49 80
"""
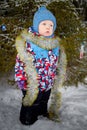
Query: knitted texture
33 6 56 33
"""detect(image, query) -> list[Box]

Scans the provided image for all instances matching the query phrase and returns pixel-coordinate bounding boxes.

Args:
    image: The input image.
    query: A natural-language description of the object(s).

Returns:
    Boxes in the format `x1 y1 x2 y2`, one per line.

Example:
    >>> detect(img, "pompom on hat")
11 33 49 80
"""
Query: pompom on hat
33 6 56 34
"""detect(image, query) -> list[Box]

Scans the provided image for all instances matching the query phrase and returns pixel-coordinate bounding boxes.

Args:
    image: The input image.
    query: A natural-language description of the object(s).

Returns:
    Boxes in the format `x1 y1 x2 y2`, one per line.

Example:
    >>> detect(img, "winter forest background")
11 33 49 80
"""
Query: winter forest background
0 0 87 130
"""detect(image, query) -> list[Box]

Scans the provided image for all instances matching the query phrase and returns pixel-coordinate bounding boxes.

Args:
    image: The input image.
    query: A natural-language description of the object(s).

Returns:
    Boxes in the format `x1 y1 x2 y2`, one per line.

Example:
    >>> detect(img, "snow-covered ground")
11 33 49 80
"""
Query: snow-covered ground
0 74 87 130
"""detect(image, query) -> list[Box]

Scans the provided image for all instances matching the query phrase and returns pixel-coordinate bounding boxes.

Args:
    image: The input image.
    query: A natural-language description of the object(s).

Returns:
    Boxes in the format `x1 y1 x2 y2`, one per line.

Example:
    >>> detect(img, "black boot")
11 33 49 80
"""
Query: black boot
39 101 49 117
19 104 38 125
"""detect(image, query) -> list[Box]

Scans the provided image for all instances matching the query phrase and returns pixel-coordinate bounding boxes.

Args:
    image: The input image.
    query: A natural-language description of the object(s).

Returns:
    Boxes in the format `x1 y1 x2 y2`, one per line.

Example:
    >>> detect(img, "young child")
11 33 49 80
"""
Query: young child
15 6 66 125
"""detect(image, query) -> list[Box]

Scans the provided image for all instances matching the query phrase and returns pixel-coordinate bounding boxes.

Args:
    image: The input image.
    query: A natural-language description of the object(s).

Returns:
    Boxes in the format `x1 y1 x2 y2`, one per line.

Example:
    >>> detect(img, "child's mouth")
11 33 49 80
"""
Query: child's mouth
46 31 49 33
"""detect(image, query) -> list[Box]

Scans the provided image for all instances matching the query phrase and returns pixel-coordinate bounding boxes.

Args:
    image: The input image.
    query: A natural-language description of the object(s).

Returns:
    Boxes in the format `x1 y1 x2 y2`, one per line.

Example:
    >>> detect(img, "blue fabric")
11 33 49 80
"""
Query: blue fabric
33 6 56 34
27 41 59 59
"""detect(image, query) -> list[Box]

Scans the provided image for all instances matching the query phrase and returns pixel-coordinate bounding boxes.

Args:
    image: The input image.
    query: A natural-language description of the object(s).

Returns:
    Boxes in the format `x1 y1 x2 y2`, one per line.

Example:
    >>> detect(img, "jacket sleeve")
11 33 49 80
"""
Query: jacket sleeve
15 55 27 90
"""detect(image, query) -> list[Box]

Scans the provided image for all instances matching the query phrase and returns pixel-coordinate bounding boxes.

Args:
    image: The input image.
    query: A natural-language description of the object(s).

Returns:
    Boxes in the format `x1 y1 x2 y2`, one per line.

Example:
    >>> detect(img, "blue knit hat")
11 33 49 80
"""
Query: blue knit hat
33 6 56 34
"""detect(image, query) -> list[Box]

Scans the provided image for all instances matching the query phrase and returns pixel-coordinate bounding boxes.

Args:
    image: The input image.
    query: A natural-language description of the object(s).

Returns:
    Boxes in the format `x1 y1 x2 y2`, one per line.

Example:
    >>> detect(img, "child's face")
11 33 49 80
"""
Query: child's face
38 20 54 37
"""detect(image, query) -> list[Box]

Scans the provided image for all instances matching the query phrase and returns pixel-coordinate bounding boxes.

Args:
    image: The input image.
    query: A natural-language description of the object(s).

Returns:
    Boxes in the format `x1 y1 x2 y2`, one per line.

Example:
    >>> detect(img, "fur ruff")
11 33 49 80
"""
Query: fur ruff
48 45 67 120
21 29 60 50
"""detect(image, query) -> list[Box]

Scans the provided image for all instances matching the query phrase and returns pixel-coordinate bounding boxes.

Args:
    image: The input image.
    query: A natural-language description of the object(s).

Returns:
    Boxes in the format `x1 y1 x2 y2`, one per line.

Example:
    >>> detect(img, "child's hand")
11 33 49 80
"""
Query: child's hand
17 80 27 89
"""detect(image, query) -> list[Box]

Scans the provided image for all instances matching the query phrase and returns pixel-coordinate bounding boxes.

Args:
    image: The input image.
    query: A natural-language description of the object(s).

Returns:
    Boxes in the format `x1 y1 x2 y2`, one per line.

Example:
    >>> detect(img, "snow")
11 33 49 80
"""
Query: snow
0 74 87 130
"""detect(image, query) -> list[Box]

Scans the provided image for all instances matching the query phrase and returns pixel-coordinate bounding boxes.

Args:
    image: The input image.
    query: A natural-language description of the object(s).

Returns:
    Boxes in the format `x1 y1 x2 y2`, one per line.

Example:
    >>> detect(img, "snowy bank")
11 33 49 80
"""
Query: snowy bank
0 75 87 130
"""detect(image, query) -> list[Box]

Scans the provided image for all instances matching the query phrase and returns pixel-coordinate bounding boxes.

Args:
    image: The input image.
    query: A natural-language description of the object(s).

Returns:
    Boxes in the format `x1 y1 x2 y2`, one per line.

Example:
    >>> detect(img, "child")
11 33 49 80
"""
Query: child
15 6 66 125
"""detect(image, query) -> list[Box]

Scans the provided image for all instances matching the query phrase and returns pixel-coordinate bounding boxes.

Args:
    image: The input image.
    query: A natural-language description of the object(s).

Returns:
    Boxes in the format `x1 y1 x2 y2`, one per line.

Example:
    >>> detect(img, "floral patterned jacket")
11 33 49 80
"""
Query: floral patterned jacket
15 27 67 107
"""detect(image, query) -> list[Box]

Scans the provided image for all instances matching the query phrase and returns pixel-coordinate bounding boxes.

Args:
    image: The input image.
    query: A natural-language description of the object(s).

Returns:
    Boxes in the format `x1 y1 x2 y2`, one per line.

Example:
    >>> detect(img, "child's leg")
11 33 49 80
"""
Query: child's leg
40 89 51 116
35 89 51 116
19 90 38 125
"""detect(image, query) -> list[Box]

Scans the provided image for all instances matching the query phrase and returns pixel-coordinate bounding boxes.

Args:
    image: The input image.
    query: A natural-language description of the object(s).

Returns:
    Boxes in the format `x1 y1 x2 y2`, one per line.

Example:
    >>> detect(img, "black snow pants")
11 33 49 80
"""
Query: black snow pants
20 89 51 125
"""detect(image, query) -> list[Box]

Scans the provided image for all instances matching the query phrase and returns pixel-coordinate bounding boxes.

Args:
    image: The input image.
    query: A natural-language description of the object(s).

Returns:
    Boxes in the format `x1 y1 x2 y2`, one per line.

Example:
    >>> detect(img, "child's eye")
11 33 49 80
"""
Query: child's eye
43 23 46 25
50 24 53 27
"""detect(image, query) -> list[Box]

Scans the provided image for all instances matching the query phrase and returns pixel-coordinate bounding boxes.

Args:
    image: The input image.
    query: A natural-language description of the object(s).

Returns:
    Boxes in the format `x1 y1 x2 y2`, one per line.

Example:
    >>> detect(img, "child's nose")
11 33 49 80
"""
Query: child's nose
46 25 50 29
